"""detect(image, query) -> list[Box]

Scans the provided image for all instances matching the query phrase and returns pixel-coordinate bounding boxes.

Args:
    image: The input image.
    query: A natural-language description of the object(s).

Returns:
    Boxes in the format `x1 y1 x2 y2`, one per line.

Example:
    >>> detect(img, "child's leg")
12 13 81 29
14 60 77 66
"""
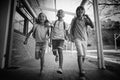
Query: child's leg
39 42 46 73
52 40 59 62
52 49 59 62
52 49 58 57
58 48 63 69
40 48 45 72
57 40 64 74
75 39 84 74
77 55 83 74
57 47 63 74
81 41 87 63
35 43 40 60
35 52 40 60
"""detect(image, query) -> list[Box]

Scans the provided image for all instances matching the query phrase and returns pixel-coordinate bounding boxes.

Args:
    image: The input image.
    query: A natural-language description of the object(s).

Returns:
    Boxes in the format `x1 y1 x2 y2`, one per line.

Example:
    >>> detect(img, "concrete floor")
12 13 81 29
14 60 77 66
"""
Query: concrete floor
0 51 120 80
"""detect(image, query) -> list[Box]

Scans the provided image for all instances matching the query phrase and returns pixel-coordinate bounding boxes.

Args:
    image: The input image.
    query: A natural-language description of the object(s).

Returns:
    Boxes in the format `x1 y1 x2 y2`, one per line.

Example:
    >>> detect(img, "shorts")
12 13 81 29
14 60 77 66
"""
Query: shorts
52 39 64 49
35 42 46 59
74 38 87 56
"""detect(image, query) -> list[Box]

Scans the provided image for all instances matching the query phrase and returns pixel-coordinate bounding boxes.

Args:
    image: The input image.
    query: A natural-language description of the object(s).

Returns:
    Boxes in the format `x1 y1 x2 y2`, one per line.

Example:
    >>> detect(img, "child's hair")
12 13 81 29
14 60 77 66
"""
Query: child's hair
35 12 47 24
56 9 65 17
76 6 85 14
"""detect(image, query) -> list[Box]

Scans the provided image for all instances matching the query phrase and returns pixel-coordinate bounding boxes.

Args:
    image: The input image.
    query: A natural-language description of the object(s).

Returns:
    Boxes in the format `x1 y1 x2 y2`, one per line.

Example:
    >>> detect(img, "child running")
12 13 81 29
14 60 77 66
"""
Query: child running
70 6 94 79
49 9 68 74
24 12 50 74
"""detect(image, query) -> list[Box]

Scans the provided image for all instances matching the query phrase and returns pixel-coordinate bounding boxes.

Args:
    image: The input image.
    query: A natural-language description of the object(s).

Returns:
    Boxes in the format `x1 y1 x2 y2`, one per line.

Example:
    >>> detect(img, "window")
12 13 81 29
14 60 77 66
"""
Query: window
28 21 33 32
13 0 34 35
14 11 24 33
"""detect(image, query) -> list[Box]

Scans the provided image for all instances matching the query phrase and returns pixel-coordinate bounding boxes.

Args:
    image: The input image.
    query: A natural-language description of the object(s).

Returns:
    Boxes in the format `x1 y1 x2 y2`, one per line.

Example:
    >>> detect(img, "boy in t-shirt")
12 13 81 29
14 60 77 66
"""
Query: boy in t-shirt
70 6 94 79
49 9 68 74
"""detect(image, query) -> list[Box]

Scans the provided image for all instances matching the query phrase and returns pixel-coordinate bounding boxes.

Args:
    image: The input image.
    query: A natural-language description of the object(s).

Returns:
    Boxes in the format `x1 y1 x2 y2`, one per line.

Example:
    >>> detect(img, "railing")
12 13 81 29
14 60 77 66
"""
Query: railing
114 33 120 50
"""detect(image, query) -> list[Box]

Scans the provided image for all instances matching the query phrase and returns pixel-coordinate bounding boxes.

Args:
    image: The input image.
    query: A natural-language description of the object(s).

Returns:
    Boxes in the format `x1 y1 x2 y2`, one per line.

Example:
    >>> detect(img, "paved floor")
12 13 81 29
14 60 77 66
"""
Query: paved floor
0 51 120 80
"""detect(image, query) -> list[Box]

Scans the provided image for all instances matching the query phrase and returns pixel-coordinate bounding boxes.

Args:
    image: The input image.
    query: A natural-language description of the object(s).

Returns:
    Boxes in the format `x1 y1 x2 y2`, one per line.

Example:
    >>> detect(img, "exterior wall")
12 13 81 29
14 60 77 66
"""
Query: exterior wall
0 0 11 68
11 31 35 66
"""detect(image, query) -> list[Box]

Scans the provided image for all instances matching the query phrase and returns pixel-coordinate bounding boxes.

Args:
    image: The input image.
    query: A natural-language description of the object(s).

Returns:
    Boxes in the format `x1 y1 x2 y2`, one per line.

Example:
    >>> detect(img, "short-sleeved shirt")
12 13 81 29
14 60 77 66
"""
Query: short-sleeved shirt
71 17 87 41
33 24 49 42
51 20 68 40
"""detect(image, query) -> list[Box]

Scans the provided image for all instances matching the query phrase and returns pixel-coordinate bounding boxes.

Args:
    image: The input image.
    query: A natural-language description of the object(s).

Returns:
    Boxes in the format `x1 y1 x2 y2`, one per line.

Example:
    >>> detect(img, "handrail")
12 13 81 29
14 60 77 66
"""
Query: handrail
114 33 120 50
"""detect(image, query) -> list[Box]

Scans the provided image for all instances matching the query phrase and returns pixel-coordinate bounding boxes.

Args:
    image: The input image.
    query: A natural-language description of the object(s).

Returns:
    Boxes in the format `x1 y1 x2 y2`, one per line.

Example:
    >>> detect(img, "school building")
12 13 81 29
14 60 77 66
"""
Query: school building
0 0 120 80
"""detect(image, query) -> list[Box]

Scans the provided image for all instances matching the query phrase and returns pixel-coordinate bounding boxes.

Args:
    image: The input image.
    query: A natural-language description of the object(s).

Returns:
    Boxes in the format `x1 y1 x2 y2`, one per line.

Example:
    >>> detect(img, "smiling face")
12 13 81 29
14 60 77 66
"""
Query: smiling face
38 13 47 23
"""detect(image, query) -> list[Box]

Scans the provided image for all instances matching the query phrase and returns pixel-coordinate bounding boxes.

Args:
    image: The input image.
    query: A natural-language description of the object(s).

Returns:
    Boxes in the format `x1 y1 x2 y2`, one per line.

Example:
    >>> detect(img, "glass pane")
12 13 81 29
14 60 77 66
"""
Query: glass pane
28 21 33 32
20 8 33 22
13 11 24 33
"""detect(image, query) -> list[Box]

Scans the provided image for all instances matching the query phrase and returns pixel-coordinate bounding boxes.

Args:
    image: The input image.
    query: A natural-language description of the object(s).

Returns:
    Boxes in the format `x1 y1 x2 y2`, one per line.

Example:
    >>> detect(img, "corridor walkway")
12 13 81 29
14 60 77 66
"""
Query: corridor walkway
0 50 120 80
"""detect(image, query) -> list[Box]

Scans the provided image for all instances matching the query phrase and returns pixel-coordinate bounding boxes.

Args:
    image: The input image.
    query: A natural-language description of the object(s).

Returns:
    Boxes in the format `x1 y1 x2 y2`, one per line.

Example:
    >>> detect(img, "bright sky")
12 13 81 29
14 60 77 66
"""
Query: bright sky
40 0 89 24
38 0 119 24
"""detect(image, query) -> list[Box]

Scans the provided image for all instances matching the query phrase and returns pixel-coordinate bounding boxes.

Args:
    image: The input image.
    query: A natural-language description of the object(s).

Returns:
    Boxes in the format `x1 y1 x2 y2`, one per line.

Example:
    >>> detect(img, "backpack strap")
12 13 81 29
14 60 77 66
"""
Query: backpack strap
53 20 58 28
51 20 57 33
63 21 66 30
32 26 36 38
46 28 50 36
53 20 67 40
63 21 67 40
54 20 66 30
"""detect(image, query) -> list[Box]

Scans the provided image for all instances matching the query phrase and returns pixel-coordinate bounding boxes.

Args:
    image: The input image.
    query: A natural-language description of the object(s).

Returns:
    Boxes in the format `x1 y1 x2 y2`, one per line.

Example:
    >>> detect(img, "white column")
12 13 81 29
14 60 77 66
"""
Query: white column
93 0 105 69
54 0 57 19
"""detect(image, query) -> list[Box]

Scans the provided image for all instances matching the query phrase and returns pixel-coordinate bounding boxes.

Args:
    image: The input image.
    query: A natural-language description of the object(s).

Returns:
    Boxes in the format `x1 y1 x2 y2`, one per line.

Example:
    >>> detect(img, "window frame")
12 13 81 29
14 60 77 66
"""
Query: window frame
14 0 34 36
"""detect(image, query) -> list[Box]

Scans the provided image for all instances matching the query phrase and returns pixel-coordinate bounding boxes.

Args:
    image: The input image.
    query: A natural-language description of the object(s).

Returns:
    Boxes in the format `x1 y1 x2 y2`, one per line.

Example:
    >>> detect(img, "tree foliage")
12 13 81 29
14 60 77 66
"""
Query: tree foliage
87 0 120 20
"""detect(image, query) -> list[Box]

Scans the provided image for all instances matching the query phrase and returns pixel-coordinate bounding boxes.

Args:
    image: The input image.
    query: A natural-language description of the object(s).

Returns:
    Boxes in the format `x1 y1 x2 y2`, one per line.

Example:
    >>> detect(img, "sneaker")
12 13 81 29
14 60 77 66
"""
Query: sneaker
57 68 63 74
79 72 86 80
82 70 86 74
39 69 43 76
80 71 85 76
79 76 86 80
79 71 86 80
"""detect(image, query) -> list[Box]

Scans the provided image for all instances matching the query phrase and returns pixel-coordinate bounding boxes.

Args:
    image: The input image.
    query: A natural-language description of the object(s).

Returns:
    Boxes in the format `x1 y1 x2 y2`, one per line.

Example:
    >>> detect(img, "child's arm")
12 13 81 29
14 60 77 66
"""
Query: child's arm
85 15 94 29
23 27 34 45
68 17 76 42
46 27 50 40
48 26 54 47
64 22 69 41
70 17 77 36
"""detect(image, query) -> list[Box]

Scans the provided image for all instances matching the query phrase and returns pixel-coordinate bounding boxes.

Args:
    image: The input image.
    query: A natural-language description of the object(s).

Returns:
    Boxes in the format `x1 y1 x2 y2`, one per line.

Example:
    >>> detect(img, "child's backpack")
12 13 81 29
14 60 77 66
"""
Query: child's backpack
53 20 66 30
53 20 68 40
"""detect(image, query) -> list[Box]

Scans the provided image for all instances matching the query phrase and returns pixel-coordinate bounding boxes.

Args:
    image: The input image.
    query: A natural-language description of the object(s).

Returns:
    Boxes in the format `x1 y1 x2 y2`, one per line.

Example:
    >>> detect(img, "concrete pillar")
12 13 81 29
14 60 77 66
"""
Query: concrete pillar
0 0 16 68
54 0 57 19
0 0 11 68
93 0 105 69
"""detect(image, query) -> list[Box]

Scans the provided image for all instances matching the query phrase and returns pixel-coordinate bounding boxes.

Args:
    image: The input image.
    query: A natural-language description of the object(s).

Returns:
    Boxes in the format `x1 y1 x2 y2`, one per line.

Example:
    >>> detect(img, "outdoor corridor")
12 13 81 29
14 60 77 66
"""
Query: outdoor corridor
0 50 120 80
